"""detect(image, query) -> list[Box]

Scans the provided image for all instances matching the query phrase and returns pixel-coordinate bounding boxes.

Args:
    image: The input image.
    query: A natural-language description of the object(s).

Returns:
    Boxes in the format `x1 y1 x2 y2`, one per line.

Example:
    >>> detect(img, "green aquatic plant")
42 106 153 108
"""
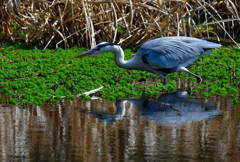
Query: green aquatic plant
0 43 239 105
188 46 240 105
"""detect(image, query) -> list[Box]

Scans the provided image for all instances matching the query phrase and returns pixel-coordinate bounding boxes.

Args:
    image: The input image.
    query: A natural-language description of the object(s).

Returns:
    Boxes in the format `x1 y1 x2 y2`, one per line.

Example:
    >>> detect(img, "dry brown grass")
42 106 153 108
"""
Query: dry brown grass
0 0 240 49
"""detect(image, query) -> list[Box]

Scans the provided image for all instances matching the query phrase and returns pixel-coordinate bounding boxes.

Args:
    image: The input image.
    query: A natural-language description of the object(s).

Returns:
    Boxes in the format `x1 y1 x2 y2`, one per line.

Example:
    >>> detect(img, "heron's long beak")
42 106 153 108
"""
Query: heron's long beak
74 49 97 58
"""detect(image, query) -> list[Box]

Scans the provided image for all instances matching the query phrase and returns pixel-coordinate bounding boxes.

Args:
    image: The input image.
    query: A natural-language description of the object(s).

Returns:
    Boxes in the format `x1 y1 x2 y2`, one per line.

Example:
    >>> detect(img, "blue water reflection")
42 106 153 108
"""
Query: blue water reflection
90 90 222 124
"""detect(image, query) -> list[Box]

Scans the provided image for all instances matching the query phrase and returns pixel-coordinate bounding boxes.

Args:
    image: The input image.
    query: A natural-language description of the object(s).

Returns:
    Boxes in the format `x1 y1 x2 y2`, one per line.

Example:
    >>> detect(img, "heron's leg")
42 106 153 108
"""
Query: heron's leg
154 72 168 86
179 67 202 84
154 74 158 87
163 76 168 85
186 71 202 84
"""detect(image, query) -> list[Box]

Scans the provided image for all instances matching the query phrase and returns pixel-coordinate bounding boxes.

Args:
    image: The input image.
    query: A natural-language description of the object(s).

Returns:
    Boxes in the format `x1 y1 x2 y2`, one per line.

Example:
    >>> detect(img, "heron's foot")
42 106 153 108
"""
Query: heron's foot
197 77 202 84
155 79 167 87
154 77 167 87
191 76 202 87
154 73 168 86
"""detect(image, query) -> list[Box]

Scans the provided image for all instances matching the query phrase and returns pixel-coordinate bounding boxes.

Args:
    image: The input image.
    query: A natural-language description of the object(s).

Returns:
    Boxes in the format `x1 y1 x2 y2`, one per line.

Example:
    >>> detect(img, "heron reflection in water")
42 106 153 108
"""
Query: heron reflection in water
88 91 222 124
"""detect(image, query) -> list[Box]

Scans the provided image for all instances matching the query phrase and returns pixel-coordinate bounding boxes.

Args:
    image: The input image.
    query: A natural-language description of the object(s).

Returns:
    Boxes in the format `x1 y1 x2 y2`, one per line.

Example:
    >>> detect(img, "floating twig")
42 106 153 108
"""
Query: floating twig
52 86 103 99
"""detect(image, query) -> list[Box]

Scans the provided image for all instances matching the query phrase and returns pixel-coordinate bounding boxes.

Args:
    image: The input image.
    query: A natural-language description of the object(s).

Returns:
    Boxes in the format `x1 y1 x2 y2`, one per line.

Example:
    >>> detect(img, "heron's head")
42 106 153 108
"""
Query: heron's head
74 42 119 58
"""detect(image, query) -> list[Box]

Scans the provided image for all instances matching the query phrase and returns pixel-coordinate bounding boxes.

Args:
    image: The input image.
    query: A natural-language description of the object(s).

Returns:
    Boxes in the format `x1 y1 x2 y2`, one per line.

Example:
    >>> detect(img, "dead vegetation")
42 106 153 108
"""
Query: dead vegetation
0 0 240 49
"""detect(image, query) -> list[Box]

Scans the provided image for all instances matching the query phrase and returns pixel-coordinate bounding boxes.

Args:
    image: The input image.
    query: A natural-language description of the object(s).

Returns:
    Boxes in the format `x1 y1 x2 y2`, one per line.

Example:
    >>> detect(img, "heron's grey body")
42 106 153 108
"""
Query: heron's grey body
75 36 222 84
134 37 220 75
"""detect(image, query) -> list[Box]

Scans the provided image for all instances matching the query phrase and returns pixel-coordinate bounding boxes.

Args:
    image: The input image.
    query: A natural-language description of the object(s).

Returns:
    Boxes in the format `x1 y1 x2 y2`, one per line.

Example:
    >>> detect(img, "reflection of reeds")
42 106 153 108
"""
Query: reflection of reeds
0 0 239 48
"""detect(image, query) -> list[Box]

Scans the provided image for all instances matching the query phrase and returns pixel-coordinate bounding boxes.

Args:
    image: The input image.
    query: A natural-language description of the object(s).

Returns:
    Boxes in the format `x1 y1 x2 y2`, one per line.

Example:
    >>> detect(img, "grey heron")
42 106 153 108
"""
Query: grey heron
75 36 222 84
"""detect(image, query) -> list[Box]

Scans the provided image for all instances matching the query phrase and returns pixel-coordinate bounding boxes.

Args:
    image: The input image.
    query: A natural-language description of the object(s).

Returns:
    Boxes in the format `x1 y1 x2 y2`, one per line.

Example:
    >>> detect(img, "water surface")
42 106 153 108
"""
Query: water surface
0 91 239 161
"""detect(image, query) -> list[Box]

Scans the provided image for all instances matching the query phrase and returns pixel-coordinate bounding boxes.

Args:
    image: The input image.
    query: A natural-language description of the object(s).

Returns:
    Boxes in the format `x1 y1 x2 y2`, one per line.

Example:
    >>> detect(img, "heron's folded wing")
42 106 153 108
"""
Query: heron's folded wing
141 40 204 69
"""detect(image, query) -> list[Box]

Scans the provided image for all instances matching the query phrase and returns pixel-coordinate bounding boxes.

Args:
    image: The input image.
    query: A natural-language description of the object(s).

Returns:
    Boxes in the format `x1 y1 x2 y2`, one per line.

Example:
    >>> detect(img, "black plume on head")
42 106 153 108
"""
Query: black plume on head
97 42 118 49
96 42 132 50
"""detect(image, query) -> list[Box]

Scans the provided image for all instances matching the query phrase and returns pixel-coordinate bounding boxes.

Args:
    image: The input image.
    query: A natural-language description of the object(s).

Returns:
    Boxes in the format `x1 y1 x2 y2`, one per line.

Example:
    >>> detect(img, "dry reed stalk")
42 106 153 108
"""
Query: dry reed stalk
0 0 239 48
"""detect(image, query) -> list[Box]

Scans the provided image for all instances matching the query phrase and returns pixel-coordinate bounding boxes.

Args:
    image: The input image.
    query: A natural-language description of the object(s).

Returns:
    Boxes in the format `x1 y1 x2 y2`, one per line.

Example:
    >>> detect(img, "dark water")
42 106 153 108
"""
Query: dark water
0 90 240 161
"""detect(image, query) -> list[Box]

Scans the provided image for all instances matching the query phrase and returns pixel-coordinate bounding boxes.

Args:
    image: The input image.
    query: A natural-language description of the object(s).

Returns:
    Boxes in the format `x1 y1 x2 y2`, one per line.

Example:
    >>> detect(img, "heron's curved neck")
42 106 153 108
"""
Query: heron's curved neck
113 46 135 69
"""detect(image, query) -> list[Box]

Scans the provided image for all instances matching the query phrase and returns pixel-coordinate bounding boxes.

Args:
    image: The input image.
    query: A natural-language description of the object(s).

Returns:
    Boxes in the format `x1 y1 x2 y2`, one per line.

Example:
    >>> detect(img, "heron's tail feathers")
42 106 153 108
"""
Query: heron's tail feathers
200 38 222 49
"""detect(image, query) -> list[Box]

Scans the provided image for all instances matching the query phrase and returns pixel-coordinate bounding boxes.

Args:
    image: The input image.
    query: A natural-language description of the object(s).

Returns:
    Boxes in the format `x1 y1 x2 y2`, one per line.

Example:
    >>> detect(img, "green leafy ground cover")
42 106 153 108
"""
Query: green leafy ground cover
0 43 239 105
